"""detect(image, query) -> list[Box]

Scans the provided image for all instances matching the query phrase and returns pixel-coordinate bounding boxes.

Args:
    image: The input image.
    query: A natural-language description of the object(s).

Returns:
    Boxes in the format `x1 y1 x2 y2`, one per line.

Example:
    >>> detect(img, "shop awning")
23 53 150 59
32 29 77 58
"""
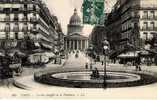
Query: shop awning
7 50 26 57
40 43 53 50
32 49 44 54
45 52 56 58
140 50 155 57
16 51 26 57
117 51 140 58
31 52 46 56
140 51 149 55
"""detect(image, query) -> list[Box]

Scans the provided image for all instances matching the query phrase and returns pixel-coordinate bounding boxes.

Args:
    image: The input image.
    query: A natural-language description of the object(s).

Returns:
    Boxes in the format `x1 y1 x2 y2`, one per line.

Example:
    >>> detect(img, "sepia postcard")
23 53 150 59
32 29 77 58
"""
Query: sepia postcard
0 0 157 100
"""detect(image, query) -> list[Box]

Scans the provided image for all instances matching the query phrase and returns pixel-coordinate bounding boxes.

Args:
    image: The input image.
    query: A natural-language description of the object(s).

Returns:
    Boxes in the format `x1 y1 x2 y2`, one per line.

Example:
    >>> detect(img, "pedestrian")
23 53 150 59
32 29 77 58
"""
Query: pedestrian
90 63 92 70
54 59 57 64
95 68 100 78
138 66 141 71
94 59 96 64
85 63 88 69
135 63 138 71
102 61 103 65
135 53 141 71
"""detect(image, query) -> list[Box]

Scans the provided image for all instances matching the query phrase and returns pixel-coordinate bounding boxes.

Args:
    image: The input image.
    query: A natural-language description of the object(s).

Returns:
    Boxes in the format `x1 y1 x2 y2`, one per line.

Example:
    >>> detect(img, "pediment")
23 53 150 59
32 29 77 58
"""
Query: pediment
65 33 88 40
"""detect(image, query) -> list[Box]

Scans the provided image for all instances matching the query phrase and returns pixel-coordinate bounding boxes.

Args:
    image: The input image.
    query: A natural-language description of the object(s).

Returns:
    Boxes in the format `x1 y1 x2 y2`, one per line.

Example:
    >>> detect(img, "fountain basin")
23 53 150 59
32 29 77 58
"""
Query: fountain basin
52 72 141 83
34 71 157 88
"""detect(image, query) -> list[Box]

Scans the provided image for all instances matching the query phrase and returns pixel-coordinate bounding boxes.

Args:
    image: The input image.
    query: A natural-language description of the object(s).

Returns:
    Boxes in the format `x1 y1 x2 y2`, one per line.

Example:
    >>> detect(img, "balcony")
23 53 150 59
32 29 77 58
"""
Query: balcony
30 17 38 23
30 27 38 33
4 28 10 32
19 7 28 12
19 7 24 11
141 27 157 31
121 27 132 33
4 17 10 22
14 18 19 22
140 6 157 10
141 16 157 20
28 7 34 11
133 15 140 19
19 0 32 3
13 28 19 32
22 27 28 32
22 17 28 21
0 0 14 3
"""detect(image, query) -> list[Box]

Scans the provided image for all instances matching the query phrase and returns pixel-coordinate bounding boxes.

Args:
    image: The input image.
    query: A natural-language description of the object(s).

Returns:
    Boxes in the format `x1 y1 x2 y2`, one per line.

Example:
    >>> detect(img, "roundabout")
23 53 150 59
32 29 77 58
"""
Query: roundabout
34 70 157 88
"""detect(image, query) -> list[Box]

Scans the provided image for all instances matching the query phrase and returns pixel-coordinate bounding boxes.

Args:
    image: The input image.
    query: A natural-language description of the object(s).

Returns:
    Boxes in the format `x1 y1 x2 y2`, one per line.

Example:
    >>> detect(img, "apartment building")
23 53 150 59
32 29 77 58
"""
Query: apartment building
106 0 157 56
0 0 62 64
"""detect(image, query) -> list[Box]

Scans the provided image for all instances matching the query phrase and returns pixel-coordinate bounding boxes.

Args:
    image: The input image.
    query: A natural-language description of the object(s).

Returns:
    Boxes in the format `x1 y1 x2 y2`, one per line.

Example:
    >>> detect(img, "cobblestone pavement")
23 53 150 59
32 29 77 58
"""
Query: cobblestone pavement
0 52 157 99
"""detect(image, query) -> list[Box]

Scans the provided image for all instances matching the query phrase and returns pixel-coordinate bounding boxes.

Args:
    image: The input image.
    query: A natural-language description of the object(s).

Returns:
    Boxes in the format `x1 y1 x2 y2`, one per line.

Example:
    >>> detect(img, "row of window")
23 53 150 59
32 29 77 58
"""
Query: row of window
0 31 42 40
0 4 39 13
122 21 157 31
120 32 155 46
121 30 131 40
0 23 37 31
0 17 37 22
142 21 157 29
142 32 156 40
122 10 157 22
0 32 24 39
122 21 133 31
142 10 157 19
0 13 38 21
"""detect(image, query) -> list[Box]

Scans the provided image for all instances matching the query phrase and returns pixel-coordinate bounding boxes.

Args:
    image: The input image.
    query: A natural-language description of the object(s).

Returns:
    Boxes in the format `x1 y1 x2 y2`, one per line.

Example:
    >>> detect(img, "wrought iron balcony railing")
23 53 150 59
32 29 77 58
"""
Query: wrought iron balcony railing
30 17 38 22
141 27 157 31
4 28 10 32
22 17 28 21
4 17 10 21
13 28 19 32
30 27 38 32
141 16 157 20
22 27 28 32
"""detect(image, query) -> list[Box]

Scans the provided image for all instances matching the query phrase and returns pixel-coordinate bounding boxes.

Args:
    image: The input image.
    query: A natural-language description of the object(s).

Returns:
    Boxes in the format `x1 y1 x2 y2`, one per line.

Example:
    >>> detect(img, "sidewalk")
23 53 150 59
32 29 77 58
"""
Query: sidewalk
16 59 67 77
91 61 157 74
12 53 157 91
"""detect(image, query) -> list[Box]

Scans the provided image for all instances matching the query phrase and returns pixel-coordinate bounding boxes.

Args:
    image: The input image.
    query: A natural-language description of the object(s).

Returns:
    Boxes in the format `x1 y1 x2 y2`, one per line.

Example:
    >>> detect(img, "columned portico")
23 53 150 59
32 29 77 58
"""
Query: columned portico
64 9 89 51
80 40 82 50
65 37 88 51
77 40 79 50
69 40 71 50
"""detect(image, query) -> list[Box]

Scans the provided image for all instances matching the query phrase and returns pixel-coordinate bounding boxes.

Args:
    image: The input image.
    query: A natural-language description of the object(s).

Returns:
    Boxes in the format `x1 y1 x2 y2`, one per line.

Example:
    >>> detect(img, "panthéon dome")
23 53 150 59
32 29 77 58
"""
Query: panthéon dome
69 8 81 25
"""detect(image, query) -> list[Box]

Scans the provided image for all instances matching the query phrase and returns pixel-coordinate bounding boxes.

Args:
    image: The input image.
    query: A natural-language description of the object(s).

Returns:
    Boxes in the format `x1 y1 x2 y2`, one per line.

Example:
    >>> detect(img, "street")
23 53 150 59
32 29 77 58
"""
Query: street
0 52 157 99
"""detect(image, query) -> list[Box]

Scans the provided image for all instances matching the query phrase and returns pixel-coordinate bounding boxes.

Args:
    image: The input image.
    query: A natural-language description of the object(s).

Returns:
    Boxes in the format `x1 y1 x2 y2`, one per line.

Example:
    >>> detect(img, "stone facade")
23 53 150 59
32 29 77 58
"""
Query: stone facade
64 9 88 51
106 0 157 52
0 0 63 64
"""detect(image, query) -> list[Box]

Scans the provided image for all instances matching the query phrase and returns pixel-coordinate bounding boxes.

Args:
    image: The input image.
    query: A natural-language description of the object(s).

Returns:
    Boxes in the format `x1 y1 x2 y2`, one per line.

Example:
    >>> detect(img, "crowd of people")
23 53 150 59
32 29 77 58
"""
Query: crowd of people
85 52 144 72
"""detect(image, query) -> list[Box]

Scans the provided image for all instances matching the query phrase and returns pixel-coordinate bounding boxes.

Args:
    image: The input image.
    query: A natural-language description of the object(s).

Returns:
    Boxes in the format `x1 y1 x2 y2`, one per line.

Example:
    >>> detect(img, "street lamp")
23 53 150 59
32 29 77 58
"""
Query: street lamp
102 38 109 88
88 44 94 70
126 42 136 66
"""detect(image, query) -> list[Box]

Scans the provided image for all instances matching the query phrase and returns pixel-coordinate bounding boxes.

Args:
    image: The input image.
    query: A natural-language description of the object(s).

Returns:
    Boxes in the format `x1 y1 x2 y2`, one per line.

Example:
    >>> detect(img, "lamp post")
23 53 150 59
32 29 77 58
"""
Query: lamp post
102 38 109 88
127 42 136 66
89 44 94 70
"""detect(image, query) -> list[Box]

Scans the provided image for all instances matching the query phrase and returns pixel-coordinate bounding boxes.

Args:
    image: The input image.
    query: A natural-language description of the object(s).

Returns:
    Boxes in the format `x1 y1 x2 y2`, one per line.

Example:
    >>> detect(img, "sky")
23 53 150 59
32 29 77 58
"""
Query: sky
44 0 117 36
